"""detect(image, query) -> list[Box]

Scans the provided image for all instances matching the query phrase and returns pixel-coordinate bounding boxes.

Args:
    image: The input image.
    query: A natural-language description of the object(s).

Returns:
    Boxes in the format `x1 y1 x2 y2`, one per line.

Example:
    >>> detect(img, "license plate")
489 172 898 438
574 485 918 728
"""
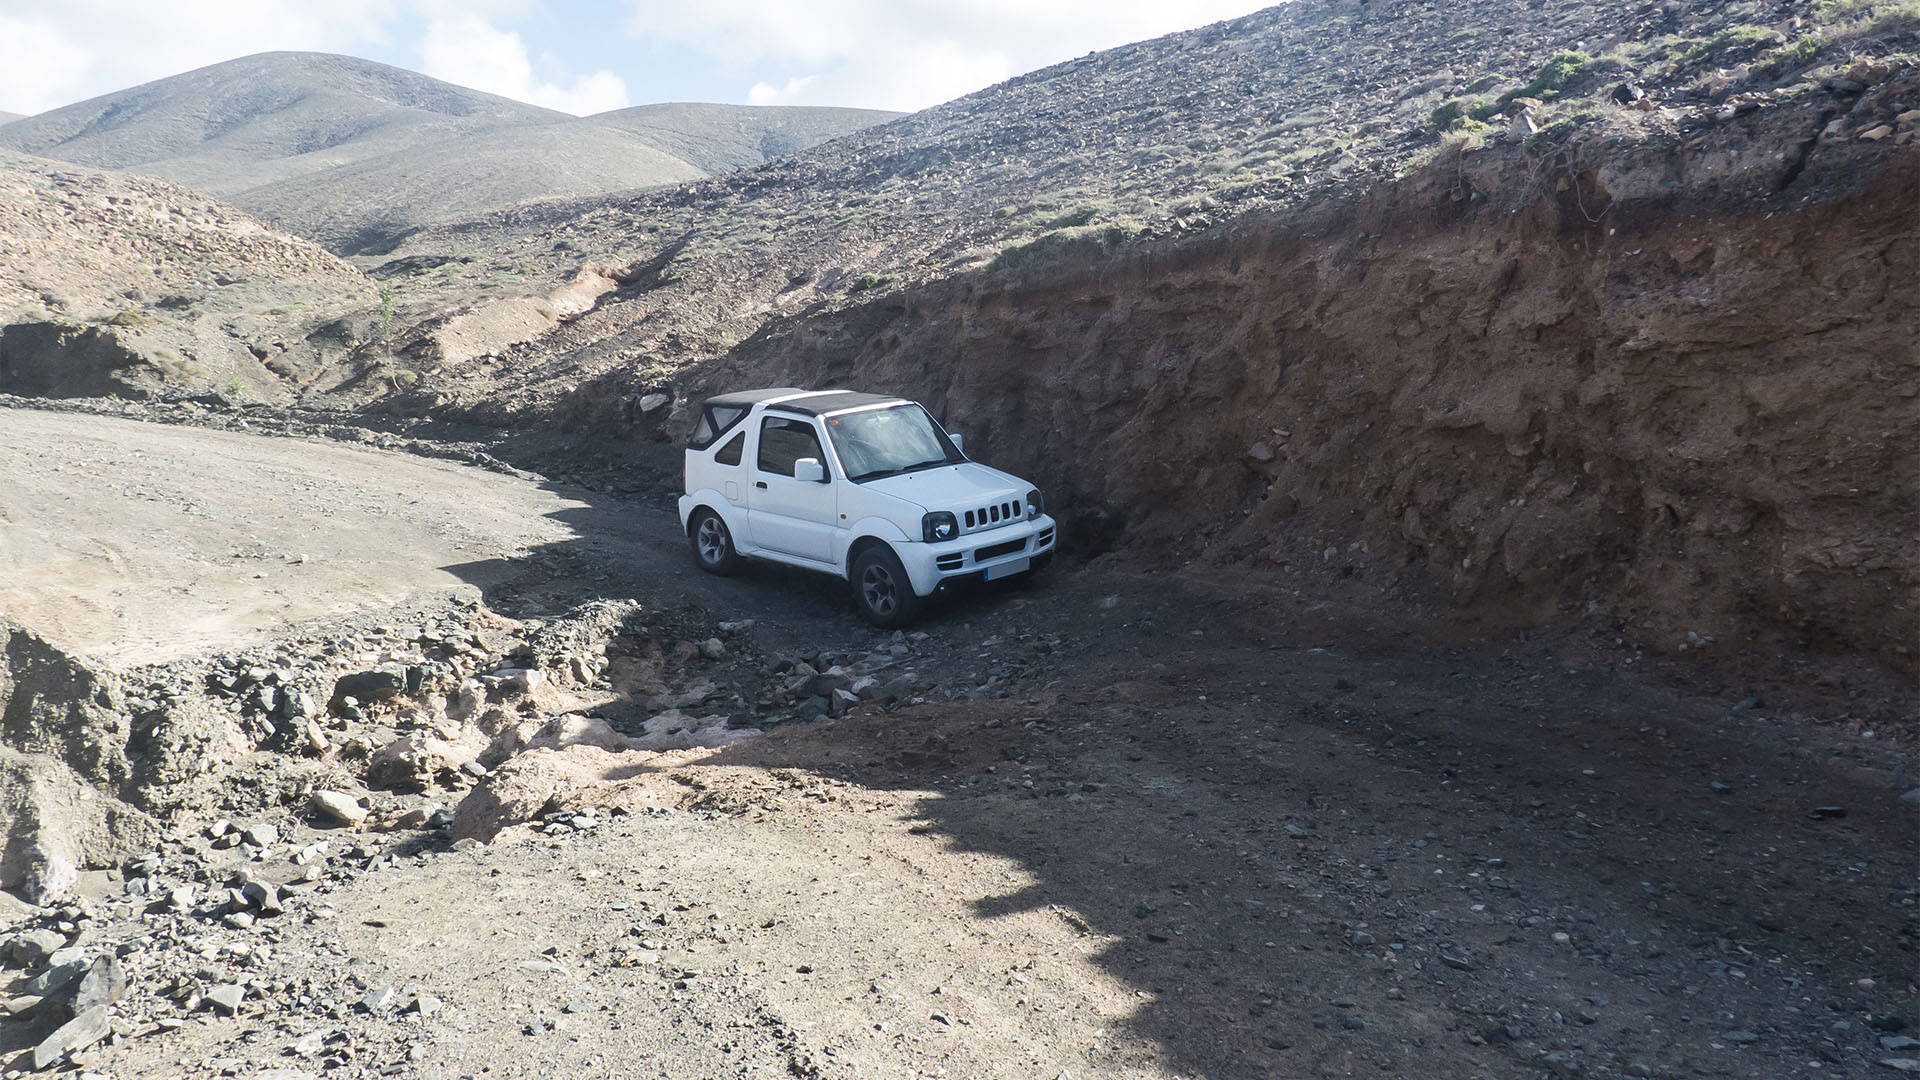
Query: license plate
984 556 1029 581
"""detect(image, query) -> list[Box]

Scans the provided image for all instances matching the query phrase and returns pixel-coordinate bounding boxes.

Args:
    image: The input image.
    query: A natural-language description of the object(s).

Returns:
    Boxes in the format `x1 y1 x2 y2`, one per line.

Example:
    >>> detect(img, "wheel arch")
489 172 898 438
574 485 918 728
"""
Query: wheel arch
845 533 896 576
684 497 732 536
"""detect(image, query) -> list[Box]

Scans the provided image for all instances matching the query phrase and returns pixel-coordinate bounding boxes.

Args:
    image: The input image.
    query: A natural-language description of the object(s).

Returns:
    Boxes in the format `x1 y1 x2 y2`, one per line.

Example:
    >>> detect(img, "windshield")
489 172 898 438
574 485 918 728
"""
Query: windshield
826 404 963 482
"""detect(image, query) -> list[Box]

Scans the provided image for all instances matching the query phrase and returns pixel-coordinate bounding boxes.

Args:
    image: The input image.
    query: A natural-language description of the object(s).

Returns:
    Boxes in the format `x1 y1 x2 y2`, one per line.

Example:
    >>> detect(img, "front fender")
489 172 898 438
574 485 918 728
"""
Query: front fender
839 516 913 573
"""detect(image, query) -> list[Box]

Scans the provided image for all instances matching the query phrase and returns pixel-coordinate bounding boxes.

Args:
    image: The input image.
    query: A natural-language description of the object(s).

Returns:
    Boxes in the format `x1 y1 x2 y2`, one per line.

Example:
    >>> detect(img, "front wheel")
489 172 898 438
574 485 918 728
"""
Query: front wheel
850 546 923 628
689 510 742 575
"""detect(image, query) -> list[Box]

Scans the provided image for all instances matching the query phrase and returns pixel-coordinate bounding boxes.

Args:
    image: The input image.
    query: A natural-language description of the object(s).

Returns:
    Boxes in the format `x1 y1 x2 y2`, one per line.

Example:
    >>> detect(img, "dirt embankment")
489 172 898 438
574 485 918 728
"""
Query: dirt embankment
697 81 1918 675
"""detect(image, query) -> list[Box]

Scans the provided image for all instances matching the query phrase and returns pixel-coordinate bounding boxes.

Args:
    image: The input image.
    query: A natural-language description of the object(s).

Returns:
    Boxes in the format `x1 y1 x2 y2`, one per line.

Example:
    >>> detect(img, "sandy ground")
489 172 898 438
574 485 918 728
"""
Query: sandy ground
0 407 583 666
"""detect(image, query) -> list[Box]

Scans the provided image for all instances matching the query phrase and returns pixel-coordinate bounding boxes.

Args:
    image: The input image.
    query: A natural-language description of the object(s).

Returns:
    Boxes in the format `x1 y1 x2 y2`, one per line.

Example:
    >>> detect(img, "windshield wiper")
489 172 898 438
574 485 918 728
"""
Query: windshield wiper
849 457 953 483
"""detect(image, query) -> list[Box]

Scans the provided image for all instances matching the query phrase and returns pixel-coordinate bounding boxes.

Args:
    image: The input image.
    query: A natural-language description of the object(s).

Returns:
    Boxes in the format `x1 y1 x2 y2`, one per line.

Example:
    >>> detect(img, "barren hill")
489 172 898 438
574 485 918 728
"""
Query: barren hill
238 121 707 254
0 53 562 194
0 111 22 127
0 54 899 252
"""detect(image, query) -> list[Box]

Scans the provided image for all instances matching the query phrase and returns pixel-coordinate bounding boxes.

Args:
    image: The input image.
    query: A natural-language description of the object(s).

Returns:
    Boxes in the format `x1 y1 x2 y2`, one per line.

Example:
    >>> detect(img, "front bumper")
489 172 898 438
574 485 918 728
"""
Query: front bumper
894 514 1056 596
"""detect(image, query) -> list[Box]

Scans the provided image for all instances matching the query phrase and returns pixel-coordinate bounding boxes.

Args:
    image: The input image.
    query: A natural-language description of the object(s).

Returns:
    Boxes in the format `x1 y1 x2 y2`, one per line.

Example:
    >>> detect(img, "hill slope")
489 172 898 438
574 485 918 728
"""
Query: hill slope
0 111 22 127
236 106 899 253
591 102 904 174
0 54 899 251
238 121 708 254
0 52 562 194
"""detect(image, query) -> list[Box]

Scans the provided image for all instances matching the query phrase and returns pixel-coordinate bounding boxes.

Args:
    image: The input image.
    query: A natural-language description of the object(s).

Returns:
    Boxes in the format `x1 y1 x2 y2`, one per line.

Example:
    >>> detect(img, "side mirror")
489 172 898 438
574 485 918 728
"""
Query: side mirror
794 457 827 484
949 433 965 456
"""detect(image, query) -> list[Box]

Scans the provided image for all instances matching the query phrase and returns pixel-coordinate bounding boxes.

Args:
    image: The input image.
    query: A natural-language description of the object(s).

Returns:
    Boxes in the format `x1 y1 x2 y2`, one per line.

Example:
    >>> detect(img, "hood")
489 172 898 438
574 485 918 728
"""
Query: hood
862 462 1026 513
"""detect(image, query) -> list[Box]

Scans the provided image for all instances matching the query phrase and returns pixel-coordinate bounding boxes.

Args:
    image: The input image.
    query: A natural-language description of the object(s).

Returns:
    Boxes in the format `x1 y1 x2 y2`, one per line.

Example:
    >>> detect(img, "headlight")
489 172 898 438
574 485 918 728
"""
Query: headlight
1026 489 1044 519
922 511 958 543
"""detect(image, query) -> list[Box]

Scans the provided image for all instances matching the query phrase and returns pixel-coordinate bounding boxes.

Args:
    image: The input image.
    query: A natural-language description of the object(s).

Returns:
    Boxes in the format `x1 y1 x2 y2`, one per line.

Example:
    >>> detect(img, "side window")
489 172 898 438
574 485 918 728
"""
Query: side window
757 416 824 477
713 430 745 467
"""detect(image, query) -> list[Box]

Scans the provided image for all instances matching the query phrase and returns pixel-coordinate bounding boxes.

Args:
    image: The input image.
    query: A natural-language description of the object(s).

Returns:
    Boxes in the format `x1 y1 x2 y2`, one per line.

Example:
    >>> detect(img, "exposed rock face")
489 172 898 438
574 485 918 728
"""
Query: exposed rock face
0 623 159 900
728 87 1919 672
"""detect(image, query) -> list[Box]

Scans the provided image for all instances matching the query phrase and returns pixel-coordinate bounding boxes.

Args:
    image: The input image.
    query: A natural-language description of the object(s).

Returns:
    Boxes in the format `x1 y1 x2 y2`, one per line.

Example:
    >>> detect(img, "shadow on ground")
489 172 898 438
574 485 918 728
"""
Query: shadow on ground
439 435 1918 1079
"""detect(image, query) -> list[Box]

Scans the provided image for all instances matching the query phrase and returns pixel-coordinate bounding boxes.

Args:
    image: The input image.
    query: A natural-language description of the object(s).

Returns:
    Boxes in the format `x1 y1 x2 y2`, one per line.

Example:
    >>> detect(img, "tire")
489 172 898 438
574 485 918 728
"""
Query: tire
689 509 742 576
850 545 923 628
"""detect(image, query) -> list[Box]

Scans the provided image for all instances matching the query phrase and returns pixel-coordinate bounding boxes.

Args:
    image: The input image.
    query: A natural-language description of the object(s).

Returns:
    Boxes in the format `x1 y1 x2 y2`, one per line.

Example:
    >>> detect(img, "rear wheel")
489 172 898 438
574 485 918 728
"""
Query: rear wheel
689 510 742 575
851 546 923 628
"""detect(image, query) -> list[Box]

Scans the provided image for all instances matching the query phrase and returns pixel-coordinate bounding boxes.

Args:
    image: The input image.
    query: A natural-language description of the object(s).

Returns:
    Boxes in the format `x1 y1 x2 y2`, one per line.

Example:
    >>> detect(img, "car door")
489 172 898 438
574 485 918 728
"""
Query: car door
745 414 837 562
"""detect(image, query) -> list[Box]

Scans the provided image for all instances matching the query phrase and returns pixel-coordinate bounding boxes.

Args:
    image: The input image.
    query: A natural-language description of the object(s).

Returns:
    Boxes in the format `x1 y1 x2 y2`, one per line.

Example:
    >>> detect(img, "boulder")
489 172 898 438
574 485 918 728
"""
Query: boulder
328 669 406 713
366 730 487 791
72 954 126 1012
452 745 624 843
31 1004 109 1070
525 715 635 755
308 790 368 827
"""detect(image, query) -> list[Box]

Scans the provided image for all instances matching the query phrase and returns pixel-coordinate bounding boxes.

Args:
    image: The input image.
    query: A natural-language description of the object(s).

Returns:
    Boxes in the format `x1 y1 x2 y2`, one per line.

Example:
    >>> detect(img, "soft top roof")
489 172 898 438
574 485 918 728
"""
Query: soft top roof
702 387 808 409
701 388 910 417
769 391 906 417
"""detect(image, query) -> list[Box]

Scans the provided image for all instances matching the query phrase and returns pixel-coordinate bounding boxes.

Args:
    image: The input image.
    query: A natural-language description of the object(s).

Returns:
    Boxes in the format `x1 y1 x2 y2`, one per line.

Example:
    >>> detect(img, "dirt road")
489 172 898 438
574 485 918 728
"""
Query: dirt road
0 407 584 666
0 408 1913 1080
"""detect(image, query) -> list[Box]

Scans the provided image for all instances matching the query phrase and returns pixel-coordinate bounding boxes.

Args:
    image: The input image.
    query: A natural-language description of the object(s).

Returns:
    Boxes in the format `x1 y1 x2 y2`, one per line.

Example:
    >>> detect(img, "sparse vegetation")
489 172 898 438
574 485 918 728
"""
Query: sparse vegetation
1490 50 1594 114
1686 24 1784 63
100 310 147 328
987 220 1146 274
1429 97 1493 134
847 273 892 293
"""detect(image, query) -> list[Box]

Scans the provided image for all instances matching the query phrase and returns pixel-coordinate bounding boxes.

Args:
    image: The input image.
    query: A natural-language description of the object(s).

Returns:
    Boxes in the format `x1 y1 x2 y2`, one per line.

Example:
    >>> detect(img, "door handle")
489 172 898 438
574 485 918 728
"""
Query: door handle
754 481 768 489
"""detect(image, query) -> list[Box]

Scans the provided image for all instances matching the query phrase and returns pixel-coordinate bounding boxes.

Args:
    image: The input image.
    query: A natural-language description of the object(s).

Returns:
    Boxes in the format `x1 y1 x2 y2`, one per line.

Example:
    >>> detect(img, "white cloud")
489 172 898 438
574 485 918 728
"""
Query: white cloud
0 0 397 115
628 0 1271 112
418 10 629 115
0 16 95 116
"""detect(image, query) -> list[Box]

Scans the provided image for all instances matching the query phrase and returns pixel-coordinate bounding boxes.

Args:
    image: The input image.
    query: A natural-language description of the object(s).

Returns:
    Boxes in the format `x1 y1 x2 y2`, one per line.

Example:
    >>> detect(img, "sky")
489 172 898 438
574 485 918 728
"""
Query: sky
0 1 1274 118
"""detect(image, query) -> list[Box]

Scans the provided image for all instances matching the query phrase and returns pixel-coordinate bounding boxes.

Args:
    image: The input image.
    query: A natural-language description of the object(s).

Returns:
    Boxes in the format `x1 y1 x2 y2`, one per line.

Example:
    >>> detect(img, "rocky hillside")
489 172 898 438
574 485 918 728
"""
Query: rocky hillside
348 0 1918 675
0 112 22 127
590 103 905 174
0 151 376 400
0 54 897 252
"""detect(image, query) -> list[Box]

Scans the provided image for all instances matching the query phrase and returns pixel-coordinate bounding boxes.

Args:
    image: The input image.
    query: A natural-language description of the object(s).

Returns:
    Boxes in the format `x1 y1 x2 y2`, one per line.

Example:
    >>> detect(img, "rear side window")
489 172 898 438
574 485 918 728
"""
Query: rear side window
690 404 750 450
714 430 744 466
757 415 825 476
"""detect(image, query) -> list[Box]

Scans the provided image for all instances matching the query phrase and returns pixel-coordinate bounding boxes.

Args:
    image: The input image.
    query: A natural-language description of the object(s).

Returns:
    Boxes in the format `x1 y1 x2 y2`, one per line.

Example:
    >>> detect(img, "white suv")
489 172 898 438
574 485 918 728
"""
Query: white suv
677 388 1057 626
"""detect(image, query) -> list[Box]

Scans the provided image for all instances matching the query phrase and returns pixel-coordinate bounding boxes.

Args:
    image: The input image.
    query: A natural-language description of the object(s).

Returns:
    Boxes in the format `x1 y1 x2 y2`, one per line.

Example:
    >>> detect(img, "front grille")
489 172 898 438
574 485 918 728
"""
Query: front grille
935 553 964 571
975 538 1026 562
964 500 1023 531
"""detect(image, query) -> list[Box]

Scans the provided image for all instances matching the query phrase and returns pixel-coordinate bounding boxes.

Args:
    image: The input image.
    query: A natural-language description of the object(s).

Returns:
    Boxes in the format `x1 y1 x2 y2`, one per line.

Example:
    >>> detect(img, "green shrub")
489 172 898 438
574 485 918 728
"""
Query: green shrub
1751 35 1825 79
101 310 147 328
847 273 891 293
986 220 1145 274
1429 97 1496 132
1488 51 1594 115
1686 25 1784 62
